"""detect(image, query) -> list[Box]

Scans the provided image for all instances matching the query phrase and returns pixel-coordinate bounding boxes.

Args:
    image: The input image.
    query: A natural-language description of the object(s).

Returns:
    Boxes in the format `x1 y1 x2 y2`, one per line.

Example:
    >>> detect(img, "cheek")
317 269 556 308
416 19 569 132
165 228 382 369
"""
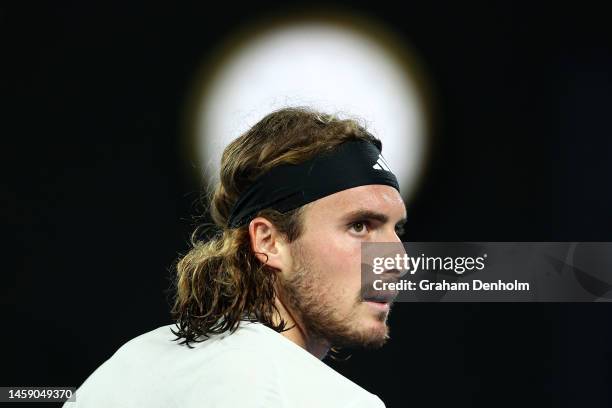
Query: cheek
306 229 362 286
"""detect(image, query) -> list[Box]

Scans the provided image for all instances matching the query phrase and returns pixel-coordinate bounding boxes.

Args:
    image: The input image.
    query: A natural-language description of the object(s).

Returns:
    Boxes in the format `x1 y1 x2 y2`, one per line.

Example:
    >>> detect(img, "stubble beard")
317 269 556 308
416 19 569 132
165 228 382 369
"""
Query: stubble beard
278 242 390 350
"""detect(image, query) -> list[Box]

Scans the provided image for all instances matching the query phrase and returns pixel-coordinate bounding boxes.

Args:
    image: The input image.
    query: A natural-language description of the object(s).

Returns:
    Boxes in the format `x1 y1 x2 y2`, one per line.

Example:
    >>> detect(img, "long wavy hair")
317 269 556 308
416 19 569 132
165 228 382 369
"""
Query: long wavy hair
171 107 379 346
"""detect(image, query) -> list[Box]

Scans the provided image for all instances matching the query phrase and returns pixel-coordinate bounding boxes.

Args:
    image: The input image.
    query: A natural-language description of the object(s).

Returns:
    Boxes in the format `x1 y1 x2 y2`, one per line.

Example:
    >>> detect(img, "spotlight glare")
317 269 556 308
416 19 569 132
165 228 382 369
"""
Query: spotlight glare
191 19 429 201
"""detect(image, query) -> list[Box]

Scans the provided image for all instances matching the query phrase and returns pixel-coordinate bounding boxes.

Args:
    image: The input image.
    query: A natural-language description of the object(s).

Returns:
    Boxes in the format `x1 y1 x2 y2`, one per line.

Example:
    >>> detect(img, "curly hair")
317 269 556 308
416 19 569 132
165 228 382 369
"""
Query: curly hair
171 107 379 346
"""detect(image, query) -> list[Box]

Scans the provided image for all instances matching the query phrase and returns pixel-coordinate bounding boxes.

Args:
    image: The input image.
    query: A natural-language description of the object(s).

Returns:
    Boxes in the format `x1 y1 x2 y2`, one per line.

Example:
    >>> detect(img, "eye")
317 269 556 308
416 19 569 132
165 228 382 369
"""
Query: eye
349 221 369 235
395 224 406 237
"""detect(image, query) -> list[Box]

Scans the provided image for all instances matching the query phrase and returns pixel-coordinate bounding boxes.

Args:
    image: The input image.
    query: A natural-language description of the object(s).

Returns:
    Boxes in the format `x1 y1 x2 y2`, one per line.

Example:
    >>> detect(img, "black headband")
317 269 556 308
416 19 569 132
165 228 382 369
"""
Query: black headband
227 139 400 228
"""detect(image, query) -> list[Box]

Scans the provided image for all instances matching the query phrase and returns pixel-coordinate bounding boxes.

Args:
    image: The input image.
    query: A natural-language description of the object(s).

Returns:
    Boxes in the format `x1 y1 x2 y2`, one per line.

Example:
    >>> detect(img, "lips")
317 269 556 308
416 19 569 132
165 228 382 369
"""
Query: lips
361 290 398 304
361 266 401 305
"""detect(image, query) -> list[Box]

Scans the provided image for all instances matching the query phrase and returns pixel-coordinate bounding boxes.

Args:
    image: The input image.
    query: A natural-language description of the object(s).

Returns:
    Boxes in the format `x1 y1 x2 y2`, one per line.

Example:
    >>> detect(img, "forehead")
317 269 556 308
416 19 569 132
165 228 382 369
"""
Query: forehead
305 184 406 221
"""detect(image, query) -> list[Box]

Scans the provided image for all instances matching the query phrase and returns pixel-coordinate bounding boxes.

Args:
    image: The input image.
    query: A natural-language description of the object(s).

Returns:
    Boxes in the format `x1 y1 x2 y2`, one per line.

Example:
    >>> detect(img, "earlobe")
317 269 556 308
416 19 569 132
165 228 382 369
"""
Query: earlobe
253 251 269 266
248 217 285 270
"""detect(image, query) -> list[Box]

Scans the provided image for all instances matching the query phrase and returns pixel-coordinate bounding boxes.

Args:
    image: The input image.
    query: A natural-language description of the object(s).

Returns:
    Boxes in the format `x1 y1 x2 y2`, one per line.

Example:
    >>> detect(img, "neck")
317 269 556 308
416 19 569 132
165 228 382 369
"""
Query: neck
272 297 330 360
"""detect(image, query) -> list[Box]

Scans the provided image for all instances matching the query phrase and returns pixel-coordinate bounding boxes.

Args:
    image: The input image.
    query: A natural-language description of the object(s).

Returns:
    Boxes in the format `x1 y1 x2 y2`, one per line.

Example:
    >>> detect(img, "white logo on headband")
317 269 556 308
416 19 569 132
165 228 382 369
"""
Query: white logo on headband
372 154 392 172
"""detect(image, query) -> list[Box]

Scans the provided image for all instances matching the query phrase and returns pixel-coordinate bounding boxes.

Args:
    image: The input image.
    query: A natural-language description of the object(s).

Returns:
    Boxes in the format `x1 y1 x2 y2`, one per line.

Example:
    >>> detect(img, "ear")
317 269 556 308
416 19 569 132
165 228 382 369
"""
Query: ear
248 217 291 272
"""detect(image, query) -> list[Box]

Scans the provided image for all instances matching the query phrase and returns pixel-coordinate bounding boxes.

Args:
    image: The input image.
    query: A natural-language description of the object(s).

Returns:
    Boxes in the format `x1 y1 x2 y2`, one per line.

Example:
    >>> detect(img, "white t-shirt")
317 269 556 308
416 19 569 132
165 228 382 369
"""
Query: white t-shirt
65 322 385 408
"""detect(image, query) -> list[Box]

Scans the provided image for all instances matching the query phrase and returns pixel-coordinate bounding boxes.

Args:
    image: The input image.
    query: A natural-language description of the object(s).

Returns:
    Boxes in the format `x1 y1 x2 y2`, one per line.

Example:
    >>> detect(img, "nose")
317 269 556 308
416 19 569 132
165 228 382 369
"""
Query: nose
388 226 403 245
378 223 404 247
366 228 407 271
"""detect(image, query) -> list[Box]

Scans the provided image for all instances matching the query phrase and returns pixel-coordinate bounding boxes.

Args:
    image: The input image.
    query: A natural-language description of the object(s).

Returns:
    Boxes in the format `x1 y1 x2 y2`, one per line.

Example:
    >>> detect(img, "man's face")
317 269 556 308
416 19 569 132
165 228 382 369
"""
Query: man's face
279 184 406 349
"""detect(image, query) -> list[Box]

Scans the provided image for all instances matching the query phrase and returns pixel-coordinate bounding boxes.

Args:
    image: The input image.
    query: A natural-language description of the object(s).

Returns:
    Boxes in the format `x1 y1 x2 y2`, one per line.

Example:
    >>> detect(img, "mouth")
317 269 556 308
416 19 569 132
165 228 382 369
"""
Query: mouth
361 273 399 312
363 299 392 311
362 291 398 311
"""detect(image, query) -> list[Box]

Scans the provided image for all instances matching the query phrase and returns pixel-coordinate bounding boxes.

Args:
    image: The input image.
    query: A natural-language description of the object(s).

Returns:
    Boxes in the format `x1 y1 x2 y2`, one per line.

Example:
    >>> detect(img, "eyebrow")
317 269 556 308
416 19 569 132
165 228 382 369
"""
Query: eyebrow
341 209 407 227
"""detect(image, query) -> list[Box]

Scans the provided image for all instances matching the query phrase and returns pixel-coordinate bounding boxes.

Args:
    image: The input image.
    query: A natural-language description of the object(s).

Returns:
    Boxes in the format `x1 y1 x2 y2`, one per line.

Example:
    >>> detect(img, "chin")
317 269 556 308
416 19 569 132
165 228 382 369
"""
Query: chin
321 303 392 349
354 315 390 349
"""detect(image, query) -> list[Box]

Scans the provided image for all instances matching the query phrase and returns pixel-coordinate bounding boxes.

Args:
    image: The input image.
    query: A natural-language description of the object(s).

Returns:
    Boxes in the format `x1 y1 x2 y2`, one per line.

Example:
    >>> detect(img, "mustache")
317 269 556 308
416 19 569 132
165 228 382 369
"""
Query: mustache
360 268 401 303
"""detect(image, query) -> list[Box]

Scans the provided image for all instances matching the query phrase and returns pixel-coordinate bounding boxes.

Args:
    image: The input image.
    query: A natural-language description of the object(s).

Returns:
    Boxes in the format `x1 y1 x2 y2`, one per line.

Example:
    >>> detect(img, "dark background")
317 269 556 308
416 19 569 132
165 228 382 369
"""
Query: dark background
4 1 612 407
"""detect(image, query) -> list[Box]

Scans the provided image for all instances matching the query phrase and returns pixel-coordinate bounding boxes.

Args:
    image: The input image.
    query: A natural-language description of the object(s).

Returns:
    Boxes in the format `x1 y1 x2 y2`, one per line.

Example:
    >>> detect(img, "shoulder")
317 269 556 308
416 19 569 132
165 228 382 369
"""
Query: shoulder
73 322 386 408
183 343 385 408
214 322 386 408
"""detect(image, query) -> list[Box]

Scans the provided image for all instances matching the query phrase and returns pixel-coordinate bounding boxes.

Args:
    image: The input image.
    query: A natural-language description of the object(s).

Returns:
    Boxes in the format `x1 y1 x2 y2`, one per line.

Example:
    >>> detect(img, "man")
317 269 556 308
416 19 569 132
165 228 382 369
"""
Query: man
67 107 406 407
